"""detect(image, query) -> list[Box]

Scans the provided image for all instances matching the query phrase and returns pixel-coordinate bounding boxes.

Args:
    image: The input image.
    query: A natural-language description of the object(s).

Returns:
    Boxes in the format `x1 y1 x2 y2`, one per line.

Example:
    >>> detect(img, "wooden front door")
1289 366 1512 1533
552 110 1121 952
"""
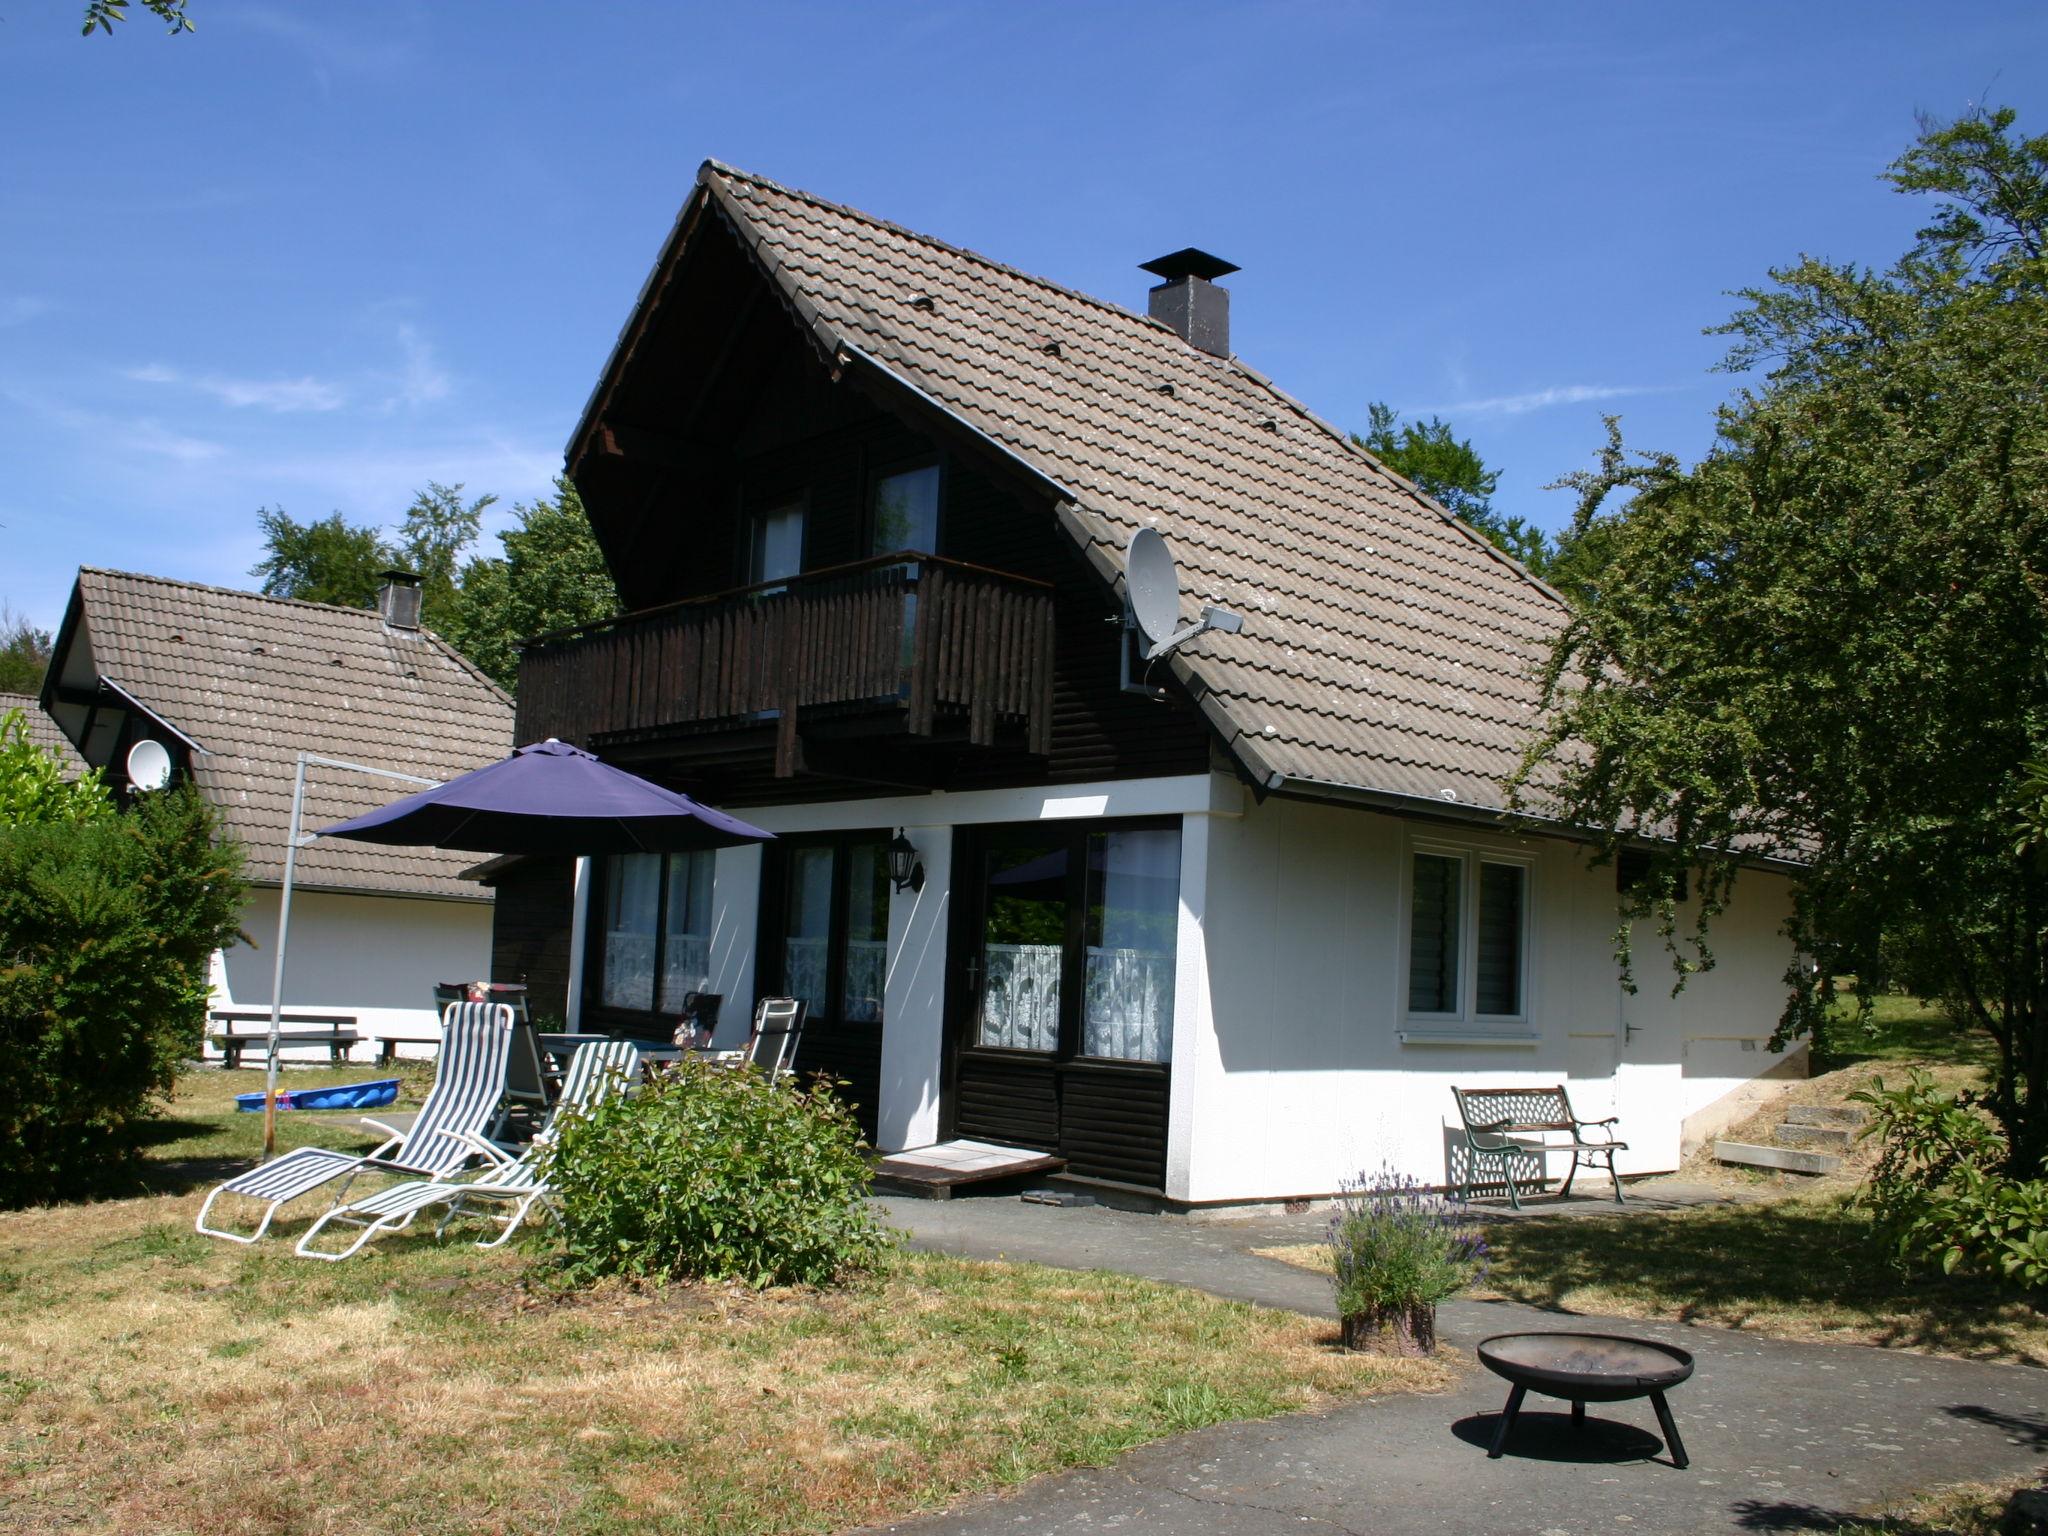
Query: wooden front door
946 820 1179 1190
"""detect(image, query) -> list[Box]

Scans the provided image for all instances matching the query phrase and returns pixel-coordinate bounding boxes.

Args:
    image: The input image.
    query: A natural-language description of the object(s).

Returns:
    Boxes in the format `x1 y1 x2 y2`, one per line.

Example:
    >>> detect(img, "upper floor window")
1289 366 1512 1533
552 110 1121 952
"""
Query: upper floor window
871 463 939 556
749 498 805 586
1404 843 1530 1023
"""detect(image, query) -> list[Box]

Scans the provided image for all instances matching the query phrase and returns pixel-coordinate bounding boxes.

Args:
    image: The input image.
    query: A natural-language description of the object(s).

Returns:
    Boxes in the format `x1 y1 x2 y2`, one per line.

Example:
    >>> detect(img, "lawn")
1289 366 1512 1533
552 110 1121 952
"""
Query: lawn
0 1071 1440 1536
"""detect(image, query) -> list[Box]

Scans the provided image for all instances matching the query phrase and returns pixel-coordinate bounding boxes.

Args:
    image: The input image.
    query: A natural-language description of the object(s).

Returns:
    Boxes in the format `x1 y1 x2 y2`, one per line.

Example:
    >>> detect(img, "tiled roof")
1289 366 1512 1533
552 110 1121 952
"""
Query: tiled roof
66 569 513 899
697 163 1571 813
0 691 89 779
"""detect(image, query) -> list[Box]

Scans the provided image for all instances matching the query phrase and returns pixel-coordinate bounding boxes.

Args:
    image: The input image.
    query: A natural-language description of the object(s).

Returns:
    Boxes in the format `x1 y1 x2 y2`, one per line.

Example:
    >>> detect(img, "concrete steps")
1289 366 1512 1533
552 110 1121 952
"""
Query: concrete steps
1716 1102 1866 1176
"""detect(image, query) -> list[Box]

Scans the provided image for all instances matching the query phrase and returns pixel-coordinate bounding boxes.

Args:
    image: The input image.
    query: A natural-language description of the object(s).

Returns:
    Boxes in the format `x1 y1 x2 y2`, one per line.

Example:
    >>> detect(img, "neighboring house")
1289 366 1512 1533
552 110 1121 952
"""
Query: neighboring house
495 162 1803 1206
1 690 89 779
42 568 515 1060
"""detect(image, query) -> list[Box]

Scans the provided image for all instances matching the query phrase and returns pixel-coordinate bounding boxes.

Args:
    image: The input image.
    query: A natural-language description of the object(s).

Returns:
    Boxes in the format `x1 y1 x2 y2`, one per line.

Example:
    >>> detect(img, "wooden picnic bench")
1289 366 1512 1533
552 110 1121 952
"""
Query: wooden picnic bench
1450 1084 1627 1209
373 1035 441 1065
208 1011 359 1069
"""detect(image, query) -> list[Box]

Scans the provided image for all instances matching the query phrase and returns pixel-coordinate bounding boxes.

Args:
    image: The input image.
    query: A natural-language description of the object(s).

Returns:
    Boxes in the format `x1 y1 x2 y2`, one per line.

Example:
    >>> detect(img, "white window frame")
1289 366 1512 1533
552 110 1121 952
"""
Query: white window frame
1398 834 1536 1042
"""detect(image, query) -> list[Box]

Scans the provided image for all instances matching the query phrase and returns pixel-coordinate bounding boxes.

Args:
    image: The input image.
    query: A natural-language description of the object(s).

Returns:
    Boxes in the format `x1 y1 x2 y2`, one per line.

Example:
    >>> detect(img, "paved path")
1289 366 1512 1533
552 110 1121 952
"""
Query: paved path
869 1196 2046 1535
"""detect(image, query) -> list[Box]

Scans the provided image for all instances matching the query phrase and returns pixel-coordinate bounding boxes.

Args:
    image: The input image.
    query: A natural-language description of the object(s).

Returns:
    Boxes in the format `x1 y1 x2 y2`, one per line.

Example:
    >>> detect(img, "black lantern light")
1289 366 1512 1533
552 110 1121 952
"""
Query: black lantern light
887 830 924 894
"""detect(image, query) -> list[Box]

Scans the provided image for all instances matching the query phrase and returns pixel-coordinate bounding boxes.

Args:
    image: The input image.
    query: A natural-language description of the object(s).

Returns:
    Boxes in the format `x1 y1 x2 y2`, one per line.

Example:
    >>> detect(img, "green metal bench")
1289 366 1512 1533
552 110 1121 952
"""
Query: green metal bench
1450 1084 1627 1209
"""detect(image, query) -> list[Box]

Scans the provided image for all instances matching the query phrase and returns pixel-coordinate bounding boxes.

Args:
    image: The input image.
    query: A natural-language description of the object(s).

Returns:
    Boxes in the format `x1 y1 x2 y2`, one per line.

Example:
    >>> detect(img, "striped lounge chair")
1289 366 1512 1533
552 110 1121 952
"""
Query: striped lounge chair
195 1001 515 1244
293 1038 640 1261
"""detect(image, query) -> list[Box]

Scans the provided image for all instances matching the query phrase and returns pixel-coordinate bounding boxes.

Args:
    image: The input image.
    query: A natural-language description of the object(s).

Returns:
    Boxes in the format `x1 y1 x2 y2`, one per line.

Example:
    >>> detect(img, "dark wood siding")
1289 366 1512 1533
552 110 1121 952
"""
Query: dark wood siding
952 1052 1060 1151
488 858 574 1025
1058 1065 1170 1189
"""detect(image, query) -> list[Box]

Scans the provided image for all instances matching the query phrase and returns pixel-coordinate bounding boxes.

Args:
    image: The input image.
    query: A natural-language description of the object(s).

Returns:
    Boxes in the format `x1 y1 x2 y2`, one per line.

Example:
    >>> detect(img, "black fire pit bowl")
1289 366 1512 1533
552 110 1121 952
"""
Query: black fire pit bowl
1476 1331 1695 1468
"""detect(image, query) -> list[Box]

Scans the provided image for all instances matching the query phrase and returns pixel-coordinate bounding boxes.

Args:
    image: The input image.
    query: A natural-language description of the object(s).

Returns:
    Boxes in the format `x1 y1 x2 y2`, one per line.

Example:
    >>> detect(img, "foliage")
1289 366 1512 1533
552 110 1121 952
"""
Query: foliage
1508 108 2048 1175
0 605 52 695
1355 402 1558 574
545 1057 890 1288
249 507 391 609
0 709 111 827
1325 1168 1485 1319
248 478 614 692
1854 1071 2048 1291
81 0 191 37
441 478 619 690
0 786 244 1205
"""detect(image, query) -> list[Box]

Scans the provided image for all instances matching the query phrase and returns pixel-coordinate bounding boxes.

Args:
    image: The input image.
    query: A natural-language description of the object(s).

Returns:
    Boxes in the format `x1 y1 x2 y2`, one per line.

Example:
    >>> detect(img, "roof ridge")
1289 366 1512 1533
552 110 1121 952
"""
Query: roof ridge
702 160 1187 345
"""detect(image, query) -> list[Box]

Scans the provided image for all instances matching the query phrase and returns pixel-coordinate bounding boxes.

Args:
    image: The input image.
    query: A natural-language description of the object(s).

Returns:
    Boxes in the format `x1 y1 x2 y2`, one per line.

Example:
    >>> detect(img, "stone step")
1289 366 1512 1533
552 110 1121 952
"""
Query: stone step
1715 1140 1842 1175
1775 1123 1853 1151
1783 1104 1868 1128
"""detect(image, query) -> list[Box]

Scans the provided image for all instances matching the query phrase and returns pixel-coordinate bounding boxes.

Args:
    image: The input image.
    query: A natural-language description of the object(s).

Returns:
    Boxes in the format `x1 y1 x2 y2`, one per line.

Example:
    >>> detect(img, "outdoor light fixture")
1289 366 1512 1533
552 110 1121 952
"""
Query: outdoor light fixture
887 831 924 894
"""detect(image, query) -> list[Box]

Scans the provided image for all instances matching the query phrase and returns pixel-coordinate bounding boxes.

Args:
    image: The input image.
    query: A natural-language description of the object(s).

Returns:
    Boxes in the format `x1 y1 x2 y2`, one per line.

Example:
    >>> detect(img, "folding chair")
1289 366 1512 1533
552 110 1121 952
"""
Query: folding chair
195 1002 514 1244
293 1039 640 1261
743 996 808 1083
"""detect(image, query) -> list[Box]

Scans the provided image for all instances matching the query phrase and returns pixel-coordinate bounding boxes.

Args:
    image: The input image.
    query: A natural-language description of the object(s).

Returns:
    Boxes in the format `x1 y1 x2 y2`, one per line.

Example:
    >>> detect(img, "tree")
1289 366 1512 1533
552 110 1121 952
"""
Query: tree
249 508 392 609
1509 108 2048 1176
81 0 192 36
0 708 111 827
442 479 619 691
1355 403 1554 573
394 482 496 633
0 605 52 695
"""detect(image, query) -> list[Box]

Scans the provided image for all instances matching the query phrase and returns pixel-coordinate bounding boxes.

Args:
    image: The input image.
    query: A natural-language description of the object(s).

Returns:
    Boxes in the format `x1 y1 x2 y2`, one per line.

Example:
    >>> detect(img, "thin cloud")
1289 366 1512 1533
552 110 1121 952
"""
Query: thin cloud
1 296 51 328
1419 383 1669 418
125 420 225 463
128 362 345 413
385 323 452 411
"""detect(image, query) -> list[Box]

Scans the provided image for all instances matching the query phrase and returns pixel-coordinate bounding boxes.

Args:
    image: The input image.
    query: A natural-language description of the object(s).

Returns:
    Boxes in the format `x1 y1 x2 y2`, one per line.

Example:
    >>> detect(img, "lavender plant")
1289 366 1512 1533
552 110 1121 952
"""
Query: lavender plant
1326 1169 1487 1344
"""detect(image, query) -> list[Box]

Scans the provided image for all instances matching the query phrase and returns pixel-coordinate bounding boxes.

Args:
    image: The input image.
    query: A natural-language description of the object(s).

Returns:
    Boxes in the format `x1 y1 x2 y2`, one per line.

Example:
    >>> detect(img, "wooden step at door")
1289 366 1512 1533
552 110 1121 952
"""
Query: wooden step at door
1716 1140 1842 1175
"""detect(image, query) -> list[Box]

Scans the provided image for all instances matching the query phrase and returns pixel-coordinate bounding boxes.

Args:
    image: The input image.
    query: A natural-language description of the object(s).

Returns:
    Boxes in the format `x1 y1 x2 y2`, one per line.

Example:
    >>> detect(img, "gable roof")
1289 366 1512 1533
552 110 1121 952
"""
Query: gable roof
0 691 90 779
578 162 1572 816
51 569 513 900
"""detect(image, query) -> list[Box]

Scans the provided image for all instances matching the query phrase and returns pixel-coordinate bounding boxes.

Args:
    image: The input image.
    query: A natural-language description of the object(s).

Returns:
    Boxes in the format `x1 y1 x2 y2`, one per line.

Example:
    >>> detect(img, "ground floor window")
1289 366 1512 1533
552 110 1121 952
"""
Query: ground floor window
768 833 890 1028
597 849 715 1015
1404 842 1530 1025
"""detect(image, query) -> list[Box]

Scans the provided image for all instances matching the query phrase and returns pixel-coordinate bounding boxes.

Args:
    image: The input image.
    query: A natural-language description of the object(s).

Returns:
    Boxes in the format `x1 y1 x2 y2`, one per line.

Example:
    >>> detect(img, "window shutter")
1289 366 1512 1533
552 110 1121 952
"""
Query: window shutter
1408 853 1461 1013
1475 862 1525 1016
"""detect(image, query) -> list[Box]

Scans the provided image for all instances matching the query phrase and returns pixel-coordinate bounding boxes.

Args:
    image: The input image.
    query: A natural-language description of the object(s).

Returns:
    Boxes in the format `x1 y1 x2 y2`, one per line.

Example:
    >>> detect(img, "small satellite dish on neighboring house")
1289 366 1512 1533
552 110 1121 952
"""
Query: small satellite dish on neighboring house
1121 527 1245 697
125 738 173 792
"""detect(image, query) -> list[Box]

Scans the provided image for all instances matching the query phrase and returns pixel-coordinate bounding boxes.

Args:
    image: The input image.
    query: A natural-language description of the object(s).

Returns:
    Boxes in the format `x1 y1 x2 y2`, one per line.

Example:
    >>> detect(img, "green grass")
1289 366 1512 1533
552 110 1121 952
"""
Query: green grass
0 1070 1443 1535
1810 990 1997 1074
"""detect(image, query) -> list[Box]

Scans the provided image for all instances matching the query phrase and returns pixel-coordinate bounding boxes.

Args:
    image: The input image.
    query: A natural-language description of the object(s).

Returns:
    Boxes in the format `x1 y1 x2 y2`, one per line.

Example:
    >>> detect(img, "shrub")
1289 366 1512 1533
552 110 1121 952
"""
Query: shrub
545 1057 891 1287
0 707 111 826
1326 1169 1485 1352
0 785 245 1205
1854 1070 2048 1290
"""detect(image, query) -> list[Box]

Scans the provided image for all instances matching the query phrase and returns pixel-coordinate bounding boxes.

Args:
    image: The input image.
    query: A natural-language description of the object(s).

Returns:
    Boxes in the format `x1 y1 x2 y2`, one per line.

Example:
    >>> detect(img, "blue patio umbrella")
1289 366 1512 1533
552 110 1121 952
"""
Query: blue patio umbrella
317 738 775 855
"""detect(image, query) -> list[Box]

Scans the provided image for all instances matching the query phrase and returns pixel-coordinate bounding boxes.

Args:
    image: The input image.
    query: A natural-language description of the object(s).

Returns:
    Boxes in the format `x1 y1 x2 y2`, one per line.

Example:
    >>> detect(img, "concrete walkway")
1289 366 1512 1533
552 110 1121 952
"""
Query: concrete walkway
868 1195 2046 1536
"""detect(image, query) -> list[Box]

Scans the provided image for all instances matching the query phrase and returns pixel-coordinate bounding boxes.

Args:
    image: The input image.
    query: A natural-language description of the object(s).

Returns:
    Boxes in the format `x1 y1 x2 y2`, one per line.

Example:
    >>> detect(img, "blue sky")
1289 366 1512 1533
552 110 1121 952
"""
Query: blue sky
3 2 2043 634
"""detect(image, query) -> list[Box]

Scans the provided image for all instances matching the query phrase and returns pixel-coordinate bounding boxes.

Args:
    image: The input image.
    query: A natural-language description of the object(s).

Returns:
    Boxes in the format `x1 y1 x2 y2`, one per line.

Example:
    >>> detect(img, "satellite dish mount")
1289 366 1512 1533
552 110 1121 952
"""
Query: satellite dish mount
1120 527 1243 699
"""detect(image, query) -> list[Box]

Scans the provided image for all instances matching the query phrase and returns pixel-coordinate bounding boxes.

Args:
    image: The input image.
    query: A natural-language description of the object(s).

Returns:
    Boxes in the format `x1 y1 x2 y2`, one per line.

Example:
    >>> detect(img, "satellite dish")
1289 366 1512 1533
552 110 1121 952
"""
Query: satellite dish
1124 527 1245 668
126 738 172 792
1126 528 1182 650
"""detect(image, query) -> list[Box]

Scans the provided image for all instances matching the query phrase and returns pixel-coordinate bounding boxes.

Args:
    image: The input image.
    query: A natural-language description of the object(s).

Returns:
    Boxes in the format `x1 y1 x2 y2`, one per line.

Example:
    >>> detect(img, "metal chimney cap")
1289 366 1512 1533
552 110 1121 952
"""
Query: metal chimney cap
1140 248 1240 284
377 568 422 587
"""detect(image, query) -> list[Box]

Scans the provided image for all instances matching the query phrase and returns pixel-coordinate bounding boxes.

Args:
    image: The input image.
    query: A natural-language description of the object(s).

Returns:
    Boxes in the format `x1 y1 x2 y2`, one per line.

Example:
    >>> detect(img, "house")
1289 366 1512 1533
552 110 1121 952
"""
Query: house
1 690 89 779
42 568 515 1059
493 162 1803 1206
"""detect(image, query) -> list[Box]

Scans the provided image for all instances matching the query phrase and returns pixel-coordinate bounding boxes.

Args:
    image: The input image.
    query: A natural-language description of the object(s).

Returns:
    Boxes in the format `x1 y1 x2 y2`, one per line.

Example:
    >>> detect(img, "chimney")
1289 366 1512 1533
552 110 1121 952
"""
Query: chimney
377 569 423 631
1141 248 1240 358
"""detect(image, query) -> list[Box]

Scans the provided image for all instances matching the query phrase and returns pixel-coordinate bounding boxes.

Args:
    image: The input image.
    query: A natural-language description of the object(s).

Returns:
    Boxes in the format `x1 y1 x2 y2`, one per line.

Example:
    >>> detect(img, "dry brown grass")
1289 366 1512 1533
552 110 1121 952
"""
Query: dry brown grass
1 1073 1443 1536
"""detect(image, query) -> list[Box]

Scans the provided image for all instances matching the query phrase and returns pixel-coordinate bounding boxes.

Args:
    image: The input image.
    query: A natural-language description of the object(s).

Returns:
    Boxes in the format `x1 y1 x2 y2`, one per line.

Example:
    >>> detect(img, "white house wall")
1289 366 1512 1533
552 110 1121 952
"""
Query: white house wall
210 887 495 1061
1184 795 1799 1204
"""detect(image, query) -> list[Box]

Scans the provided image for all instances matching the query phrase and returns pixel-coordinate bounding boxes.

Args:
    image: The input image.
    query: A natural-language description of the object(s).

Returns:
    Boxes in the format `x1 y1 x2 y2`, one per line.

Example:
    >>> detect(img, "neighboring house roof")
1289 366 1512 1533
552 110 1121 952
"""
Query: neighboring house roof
581 162 1573 816
49 569 513 900
0 691 89 779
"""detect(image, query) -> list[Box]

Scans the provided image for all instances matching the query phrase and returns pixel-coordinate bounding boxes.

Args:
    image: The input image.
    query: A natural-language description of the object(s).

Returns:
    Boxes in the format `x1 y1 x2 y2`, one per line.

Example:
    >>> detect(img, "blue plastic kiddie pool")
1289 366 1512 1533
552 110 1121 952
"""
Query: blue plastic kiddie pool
234 1078 401 1113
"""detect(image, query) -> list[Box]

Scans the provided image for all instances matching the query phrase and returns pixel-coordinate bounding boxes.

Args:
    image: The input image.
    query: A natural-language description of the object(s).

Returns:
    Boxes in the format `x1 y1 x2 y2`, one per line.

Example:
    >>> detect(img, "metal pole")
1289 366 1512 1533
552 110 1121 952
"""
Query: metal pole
262 753 309 1159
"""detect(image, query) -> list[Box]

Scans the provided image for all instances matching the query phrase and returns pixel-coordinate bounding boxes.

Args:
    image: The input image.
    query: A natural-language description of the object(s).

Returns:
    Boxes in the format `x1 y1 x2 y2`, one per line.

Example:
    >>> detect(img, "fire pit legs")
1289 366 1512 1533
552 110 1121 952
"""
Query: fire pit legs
1486 1385 1527 1459
1570 1399 1586 1429
1649 1390 1689 1469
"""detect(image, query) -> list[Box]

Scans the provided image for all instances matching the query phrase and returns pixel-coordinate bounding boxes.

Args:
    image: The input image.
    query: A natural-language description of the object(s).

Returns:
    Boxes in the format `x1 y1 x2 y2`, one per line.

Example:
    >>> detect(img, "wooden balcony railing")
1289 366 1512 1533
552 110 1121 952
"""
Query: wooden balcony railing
515 554 1055 775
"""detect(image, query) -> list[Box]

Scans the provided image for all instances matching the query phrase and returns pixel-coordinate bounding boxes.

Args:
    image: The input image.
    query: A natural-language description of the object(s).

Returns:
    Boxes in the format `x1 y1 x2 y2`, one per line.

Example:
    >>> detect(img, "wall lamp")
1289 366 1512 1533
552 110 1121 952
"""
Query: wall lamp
887 830 925 894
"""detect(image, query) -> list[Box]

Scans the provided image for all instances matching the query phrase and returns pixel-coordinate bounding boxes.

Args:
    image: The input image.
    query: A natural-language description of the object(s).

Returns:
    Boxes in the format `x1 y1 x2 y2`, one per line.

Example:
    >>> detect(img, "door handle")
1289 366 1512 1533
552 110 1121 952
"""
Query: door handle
1623 1022 1642 1044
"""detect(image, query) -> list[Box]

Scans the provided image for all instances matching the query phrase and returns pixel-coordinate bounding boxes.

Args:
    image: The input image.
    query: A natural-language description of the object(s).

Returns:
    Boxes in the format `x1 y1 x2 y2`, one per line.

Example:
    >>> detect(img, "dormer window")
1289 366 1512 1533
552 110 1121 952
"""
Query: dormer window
871 463 940 557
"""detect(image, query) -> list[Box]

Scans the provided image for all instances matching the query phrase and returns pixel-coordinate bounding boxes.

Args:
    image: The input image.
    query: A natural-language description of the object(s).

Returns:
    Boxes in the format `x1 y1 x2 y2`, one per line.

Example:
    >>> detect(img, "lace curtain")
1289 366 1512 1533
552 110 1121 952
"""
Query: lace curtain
978 942 1061 1050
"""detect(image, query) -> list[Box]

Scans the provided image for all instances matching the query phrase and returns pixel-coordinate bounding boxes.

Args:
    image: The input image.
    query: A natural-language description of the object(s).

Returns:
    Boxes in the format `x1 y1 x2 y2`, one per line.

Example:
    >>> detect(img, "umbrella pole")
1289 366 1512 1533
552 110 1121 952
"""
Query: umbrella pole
262 754 309 1160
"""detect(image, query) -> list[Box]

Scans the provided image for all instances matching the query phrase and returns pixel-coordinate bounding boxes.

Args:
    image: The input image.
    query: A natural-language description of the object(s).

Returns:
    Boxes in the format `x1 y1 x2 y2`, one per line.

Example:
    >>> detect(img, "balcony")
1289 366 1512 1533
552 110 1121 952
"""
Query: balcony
515 554 1055 776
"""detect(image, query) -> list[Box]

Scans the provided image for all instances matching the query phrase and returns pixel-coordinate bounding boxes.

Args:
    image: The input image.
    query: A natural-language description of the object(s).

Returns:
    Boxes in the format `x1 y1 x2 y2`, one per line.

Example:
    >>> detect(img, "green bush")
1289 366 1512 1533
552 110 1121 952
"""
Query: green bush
1854 1070 2048 1291
0 786 245 1205
0 707 111 826
545 1057 891 1287
1326 1169 1487 1319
